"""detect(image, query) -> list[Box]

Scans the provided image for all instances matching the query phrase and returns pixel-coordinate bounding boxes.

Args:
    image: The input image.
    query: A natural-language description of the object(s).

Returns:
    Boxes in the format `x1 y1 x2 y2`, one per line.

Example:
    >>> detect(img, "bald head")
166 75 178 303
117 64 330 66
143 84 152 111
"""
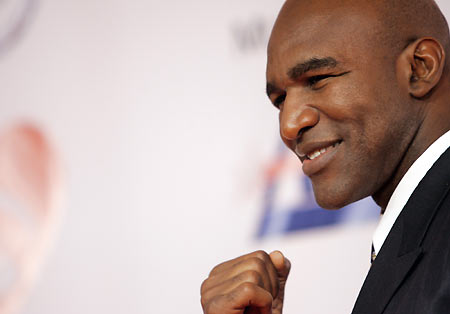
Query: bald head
376 0 450 67
270 0 450 65
266 0 450 209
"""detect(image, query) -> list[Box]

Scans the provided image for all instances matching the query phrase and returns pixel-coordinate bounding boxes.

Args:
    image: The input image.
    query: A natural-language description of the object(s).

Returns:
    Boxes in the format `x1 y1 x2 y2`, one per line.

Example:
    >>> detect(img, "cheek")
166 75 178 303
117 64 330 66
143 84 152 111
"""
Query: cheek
319 78 377 123
309 82 413 207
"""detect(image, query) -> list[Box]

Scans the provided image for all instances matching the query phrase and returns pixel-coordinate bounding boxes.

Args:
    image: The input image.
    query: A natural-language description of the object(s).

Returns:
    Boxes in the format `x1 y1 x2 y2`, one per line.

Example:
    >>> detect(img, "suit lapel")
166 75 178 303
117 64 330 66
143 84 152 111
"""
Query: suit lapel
351 218 423 314
352 147 450 314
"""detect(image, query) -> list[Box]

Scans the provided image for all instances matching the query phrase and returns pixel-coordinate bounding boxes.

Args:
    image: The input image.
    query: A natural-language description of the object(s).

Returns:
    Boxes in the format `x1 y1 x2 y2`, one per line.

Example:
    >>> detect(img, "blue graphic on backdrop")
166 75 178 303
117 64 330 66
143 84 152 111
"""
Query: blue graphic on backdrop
257 145 379 238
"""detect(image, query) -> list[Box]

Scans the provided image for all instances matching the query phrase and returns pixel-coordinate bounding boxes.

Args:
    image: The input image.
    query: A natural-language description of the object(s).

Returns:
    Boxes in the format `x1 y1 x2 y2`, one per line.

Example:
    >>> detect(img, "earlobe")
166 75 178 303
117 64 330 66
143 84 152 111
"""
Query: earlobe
398 37 446 98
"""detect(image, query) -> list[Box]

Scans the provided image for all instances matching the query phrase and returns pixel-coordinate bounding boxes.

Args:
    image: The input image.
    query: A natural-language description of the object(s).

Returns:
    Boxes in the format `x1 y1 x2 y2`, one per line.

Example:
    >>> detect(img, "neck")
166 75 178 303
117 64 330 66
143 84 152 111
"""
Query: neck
372 133 423 213
372 101 450 213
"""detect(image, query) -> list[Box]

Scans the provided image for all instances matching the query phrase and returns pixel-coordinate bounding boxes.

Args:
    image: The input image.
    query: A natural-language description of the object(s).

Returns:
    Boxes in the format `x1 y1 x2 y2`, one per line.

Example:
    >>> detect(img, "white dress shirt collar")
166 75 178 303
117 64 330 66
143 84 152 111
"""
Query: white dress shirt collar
372 130 450 255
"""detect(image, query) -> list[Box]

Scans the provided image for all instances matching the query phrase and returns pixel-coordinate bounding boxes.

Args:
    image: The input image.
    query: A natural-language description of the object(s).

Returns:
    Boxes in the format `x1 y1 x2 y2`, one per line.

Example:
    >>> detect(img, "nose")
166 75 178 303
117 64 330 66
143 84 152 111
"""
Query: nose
279 94 320 142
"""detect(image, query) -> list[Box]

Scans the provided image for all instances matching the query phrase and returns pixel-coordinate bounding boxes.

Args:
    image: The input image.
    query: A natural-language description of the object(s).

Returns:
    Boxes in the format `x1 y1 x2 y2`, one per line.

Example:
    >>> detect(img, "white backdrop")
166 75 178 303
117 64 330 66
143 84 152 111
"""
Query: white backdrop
1 1 449 313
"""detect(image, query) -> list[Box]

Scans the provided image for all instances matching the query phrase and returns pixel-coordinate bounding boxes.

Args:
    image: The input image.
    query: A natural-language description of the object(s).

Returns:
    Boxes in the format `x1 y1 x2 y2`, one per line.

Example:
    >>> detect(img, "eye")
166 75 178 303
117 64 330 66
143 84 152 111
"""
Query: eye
307 74 333 88
273 94 286 109
306 72 350 89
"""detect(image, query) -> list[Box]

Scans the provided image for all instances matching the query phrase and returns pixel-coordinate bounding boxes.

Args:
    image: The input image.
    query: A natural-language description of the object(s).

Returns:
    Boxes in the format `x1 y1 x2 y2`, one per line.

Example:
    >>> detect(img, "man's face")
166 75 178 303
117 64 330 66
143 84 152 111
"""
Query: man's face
266 1 421 209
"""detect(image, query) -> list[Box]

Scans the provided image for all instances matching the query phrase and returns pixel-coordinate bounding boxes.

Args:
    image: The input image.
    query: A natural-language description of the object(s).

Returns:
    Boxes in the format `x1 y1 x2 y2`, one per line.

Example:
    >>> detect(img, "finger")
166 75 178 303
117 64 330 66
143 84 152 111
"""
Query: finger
203 283 273 314
209 251 269 276
203 257 272 296
269 251 291 283
202 269 265 303
269 251 291 313
205 256 276 297
230 282 273 314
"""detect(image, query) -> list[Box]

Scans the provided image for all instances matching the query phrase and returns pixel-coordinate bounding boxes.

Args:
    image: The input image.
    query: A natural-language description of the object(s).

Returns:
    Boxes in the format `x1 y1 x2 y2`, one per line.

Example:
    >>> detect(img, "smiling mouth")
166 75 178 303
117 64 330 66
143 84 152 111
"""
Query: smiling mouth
297 140 342 162
305 141 342 161
299 140 342 176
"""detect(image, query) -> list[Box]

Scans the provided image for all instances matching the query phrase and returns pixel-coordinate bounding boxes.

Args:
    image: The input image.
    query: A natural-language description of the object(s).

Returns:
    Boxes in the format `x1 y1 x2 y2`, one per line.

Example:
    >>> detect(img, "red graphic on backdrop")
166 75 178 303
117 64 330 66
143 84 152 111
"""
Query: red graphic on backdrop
0 124 64 314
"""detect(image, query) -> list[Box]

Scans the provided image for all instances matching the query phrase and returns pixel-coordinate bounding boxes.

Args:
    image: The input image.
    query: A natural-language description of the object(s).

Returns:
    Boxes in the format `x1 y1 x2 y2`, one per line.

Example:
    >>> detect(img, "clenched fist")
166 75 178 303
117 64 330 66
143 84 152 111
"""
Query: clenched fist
201 250 291 314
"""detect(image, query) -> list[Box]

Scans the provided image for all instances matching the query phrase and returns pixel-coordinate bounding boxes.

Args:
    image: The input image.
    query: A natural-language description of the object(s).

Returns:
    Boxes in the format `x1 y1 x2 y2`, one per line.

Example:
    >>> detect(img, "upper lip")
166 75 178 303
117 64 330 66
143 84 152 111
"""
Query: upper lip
295 139 342 162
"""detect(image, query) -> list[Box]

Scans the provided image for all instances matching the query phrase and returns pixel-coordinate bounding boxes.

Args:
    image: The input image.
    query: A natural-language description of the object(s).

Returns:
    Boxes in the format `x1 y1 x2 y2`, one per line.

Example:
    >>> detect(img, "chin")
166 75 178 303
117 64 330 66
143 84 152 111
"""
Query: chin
315 198 348 210
312 184 363 210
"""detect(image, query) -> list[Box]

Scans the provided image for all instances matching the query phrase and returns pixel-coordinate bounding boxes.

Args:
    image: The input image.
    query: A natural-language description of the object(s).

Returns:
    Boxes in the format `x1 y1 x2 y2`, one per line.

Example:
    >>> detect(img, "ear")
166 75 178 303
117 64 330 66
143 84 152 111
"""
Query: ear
396 37 446 98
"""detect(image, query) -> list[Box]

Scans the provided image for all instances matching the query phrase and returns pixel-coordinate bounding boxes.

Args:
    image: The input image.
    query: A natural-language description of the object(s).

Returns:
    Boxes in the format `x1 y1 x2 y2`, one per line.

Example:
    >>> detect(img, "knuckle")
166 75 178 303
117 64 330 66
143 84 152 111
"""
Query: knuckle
248 257 266 272
253 250 269 261
210 259 232 276
241 270 262 285
209 264 222 276
240 281 258 295
200 278 210 294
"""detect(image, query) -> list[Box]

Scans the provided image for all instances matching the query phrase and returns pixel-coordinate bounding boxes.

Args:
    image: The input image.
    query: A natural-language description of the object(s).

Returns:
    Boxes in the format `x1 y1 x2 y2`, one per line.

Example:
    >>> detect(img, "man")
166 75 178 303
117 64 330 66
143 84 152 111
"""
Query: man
201 0 450 313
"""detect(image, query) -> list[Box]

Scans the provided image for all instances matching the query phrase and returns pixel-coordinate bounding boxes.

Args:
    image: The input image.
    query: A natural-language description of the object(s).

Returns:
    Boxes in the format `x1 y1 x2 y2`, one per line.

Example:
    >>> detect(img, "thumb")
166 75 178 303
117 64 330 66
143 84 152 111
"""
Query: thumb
269 251 291 283
269 251 290 313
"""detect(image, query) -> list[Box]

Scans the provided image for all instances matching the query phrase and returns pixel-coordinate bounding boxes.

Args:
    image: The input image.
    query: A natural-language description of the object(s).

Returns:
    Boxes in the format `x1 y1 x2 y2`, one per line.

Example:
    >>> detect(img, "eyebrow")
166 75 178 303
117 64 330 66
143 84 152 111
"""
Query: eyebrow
266 57 338 98
288 57 338 80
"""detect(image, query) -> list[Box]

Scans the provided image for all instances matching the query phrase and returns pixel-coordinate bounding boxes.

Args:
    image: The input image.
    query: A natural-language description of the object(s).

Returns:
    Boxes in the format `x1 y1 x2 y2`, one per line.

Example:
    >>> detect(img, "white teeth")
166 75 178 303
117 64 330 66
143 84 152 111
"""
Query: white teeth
304 142 341 160
307 145 330 160
307 150 322 160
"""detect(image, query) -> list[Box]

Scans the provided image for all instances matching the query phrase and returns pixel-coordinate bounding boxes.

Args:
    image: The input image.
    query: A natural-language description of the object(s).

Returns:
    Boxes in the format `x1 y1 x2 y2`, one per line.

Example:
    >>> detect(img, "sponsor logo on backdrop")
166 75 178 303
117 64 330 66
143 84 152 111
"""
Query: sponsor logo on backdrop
231 17 272 53
257 145 379 238
0 0 36 56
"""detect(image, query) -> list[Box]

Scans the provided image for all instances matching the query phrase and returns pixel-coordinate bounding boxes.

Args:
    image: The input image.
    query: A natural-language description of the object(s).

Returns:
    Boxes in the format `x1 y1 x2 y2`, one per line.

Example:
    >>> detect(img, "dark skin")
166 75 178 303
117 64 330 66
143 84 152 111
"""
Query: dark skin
201 0 450 313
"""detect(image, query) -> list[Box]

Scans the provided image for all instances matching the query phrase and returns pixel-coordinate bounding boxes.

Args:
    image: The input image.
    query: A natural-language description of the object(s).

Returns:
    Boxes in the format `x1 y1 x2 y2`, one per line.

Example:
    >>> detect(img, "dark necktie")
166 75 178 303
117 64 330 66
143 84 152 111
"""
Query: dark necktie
371 244 377 263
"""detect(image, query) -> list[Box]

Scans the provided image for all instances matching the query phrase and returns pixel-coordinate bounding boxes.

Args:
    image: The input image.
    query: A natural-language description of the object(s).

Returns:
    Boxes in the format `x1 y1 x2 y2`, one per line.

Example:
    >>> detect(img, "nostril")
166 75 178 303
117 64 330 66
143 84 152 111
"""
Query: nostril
297 126 312 140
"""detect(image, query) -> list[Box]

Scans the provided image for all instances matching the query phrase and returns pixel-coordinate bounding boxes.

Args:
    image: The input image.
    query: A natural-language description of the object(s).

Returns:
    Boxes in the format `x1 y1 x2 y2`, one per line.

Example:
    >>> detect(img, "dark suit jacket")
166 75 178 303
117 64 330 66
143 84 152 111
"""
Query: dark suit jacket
352 147 450 314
